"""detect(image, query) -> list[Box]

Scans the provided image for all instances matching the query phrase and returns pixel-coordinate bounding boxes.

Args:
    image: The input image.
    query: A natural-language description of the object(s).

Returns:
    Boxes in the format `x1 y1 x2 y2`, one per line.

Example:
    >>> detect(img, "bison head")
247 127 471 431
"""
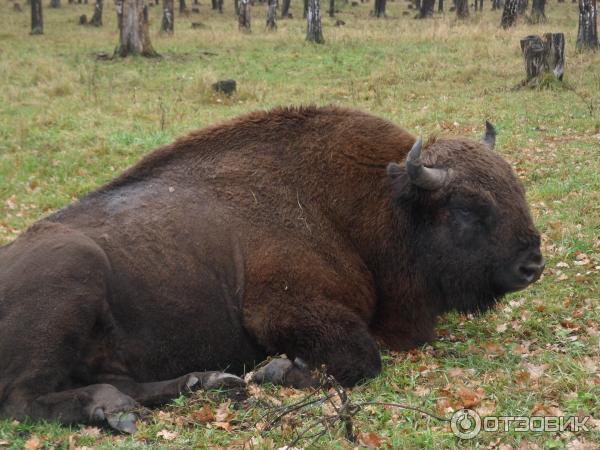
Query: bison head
387 123 544 314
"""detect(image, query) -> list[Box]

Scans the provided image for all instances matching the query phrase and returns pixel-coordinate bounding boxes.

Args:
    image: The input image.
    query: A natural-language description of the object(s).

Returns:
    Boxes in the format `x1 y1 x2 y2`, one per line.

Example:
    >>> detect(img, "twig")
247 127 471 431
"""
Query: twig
355 401 450 422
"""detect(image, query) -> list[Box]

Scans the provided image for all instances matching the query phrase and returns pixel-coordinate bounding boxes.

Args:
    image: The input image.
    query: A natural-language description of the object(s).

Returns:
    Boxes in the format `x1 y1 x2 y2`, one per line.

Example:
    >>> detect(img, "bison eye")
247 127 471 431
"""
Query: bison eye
454 207 476 221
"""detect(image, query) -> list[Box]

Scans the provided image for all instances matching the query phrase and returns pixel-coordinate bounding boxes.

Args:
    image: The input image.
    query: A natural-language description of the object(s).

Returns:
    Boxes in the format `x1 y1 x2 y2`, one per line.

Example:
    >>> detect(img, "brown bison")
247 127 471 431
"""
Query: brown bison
0 107 544 431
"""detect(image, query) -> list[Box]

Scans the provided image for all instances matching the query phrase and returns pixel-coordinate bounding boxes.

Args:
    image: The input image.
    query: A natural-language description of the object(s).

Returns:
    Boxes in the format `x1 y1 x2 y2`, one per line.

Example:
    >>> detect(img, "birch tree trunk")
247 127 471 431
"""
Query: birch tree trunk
266 0 277 29
30 0 43 34
418 0 434 17
373 0 386 17
161 0 174 32
281 0 290 17
501 0 519 28
306 0 324 43
576 0 599 50
90 0 103 26
238 0 251 31
115 0 159 57
456 0 469 17
530 0 545 23
517 0 527 15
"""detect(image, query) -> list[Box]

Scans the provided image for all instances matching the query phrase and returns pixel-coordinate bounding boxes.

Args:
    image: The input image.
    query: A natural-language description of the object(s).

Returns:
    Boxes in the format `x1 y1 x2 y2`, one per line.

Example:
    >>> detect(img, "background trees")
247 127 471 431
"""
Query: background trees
115 0 158 57
576 0 599 49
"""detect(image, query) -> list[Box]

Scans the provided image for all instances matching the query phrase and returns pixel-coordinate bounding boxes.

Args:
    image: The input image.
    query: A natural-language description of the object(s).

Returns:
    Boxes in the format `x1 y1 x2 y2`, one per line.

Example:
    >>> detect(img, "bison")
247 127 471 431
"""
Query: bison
0 107 544 431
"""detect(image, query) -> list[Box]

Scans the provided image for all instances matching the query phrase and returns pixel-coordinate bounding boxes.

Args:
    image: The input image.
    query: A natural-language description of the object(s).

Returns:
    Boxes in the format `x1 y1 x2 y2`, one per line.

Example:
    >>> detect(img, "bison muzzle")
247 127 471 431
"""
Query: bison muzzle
0 107 544 431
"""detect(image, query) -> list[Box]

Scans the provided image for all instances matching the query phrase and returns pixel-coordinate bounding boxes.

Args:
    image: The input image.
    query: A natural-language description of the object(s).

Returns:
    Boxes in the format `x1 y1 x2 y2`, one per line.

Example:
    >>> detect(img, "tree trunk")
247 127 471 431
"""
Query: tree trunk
492 0 501 10
373 0 386 16
473 0 477 10
517 0 527 14
576 0 599 50
50 0 60 7
529 0 545 22
418 0 434 16
90 0 103 26
438 0 443 12
456 0 468 16
161 0 174 32
306 0 324 43
329 0 334 17
266 0 277 29
234 0 239 15
30 0 43 34
303 0 307 18
520 33 565 82
179 0 186 12
211 0 217 9
218 0 223 12
238 0 251 31
115 0 159 57
281 0 290 16
501 0 518 28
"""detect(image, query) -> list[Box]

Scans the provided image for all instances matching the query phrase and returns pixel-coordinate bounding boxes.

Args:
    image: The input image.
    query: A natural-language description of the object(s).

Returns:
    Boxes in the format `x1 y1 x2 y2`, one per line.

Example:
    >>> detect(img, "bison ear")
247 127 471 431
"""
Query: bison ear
482 120 496 150
386 162 403 179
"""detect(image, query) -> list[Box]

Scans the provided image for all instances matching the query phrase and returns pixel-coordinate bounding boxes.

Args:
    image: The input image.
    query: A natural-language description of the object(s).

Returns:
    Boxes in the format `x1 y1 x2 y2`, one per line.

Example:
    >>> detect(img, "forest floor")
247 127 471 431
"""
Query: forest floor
0 1 599 449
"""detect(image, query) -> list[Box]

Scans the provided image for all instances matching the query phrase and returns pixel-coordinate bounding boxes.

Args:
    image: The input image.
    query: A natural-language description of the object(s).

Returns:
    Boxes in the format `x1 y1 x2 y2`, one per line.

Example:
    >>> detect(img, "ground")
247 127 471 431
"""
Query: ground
0 1 598 449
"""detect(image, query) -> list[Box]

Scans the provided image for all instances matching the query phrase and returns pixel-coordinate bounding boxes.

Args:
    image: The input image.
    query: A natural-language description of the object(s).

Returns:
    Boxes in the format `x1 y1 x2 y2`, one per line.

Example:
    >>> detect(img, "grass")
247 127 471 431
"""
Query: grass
0 1 599 448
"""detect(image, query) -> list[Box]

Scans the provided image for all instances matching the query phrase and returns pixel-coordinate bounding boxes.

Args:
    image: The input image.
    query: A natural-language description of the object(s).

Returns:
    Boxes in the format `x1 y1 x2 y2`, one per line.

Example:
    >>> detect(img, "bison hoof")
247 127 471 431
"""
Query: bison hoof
251 358 294 385
187 372 246 391
106 411 138 434
250 357 316 388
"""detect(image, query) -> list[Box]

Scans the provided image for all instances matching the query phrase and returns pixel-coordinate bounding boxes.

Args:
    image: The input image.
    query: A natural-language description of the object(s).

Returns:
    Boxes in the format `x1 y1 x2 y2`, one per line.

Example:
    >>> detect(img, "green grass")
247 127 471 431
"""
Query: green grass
0 1 599 448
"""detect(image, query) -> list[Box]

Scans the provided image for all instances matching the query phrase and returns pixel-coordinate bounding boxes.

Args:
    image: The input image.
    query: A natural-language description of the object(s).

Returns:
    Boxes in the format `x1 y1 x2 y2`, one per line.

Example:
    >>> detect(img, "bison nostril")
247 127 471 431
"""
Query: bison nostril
517 261 544 283
519 264 537 281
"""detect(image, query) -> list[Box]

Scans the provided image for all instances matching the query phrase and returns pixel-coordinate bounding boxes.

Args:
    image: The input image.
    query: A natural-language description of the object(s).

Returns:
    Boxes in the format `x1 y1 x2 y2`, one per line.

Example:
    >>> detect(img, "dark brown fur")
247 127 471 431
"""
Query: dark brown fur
0 106 542 427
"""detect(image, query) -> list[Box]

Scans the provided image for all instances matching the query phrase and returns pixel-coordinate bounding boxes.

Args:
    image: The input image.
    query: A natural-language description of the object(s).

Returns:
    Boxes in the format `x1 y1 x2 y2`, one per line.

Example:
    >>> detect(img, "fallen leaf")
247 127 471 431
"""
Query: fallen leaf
79 427 102 437
357 431 383 448
215 400 234 422
24 437 42 450
156 429 179 441
496 323 508 333
456 387 485 408
213 421 233 432
582 357 598 373
566 438 598 450
415 385 431 397
524 363 549 381
190 404 215 423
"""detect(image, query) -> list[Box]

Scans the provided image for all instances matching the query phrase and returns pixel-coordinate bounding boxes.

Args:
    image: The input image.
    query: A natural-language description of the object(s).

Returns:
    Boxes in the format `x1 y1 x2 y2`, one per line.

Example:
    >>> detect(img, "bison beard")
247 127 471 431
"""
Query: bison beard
0 106 543 431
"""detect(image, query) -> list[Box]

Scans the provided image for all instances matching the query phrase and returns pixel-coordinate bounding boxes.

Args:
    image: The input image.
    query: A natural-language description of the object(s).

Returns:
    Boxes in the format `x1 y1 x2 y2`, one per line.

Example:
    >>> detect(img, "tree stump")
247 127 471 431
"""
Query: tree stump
79 13 87 24
501 0 519 28
576 0 599 50
212 79 236 95
13 2 23 11
529 0 546 23
238 0 251 31
329 0 335 17
306 0 324 43
520 33 565 84
115 0 159 57
30 0 43 34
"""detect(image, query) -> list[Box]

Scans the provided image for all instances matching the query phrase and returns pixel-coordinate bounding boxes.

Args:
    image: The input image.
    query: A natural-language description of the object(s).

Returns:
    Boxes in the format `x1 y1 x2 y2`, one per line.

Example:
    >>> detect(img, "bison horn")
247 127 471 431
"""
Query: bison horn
482 120 496 150
406 137 448 190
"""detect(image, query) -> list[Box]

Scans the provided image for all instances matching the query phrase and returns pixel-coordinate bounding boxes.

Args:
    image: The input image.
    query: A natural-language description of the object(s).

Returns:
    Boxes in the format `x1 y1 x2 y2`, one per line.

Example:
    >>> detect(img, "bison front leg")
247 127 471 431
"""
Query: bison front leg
245 299 381 388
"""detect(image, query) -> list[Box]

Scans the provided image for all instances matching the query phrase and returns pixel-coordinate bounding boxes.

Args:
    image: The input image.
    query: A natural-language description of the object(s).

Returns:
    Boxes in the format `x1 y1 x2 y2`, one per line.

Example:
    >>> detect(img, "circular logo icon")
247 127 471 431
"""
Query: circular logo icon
451 409 482 439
